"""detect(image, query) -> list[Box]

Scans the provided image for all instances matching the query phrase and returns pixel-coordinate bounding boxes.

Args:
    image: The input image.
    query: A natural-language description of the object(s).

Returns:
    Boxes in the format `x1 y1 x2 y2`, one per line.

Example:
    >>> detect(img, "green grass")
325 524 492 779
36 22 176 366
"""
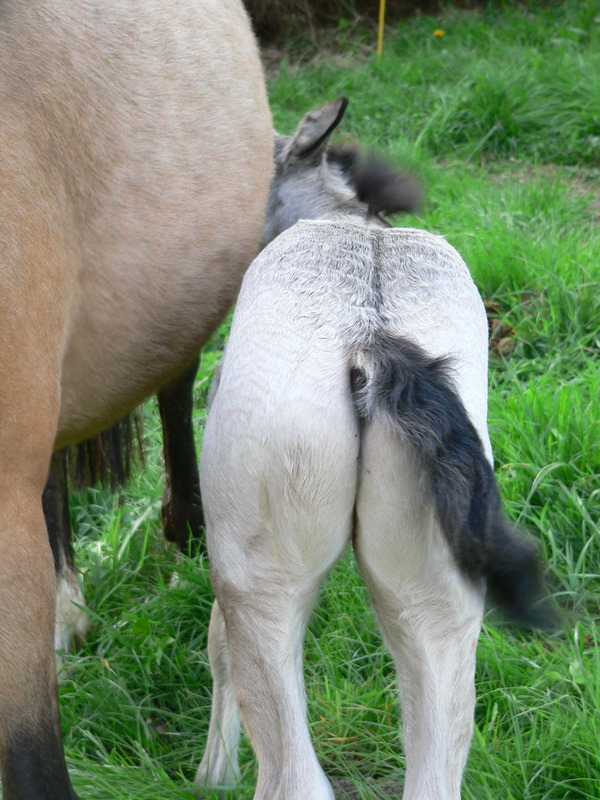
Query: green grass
46 2 600 798
270 0 600 165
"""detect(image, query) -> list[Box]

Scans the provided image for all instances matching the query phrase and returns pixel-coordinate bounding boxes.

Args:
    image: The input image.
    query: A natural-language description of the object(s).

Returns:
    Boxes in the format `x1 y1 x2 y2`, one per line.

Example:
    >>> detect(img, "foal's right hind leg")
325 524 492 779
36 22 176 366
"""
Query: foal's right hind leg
354 423 485 800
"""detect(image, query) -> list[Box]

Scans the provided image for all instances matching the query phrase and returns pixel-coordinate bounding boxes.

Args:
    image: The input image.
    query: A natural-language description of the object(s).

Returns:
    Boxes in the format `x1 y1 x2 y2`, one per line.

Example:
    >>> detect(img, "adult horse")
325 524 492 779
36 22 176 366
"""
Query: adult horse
0 1 272 797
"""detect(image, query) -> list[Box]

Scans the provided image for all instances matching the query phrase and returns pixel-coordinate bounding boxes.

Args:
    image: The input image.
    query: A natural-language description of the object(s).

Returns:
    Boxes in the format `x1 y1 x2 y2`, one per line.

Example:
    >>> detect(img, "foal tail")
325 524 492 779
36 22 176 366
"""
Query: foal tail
351 334 555 628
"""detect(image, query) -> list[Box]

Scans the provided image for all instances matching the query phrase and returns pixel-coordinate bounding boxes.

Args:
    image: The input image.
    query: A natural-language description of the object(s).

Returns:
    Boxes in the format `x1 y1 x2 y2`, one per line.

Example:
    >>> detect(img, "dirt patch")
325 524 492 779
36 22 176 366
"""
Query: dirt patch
484 291 545 360
485 299 517 358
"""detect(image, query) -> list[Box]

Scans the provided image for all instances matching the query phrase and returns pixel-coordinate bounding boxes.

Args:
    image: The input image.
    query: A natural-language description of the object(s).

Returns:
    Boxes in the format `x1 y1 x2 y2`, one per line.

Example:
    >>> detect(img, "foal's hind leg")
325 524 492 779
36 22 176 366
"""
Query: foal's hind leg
199 415 358 799
354 423 485 800
203 520 347 800
195 599 242 792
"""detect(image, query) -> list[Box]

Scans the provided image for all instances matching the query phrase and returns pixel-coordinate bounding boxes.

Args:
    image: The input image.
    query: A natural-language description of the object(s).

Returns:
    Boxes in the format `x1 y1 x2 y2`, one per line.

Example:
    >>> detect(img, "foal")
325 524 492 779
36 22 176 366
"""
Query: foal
195 99 551 800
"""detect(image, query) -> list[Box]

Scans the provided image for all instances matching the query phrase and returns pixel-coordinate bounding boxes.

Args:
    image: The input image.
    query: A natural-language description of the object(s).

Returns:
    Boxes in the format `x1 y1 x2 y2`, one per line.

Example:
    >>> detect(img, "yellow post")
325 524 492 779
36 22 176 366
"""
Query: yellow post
377 0 386 56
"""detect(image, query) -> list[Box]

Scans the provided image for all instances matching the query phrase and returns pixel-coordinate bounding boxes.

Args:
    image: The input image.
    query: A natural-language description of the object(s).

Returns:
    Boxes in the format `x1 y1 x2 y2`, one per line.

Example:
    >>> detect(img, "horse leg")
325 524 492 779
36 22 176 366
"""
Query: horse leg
206 541 339 800
0 238 80 798
43 450 89 661
0 469 78 799
157 356 204 552
198 399 358 799
353 424 485 800
195 599 242 792
46 353 203 661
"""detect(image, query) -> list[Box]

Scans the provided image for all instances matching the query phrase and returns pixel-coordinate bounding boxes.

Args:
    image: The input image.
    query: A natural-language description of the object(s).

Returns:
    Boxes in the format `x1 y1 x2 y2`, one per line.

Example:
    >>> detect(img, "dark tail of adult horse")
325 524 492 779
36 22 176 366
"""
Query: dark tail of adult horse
68 412 143 490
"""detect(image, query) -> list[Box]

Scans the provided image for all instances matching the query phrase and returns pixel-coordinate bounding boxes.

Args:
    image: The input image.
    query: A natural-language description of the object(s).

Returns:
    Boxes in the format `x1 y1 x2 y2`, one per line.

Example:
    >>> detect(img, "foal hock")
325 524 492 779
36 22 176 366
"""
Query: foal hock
196 99 552 800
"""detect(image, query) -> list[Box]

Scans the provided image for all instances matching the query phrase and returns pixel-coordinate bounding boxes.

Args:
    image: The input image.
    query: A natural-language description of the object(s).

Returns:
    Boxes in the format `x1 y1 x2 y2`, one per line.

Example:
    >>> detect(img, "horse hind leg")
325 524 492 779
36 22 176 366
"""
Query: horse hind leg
46 354 203 665
43 450 89 664
353 422 484 800
205 541 339 800
198 400 359 799
157 355 205 553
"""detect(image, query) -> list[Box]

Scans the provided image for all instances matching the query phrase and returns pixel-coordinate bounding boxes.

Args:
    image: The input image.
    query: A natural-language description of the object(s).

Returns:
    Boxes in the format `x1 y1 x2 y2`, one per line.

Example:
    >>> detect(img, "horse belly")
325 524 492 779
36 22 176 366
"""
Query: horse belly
0 0 272 447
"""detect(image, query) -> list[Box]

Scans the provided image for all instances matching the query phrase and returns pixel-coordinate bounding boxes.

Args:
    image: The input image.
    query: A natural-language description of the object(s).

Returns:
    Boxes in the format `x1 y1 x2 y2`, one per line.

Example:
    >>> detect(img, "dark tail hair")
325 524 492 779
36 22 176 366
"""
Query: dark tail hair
351 334 555 628
67 411 144 492
327 145 422 219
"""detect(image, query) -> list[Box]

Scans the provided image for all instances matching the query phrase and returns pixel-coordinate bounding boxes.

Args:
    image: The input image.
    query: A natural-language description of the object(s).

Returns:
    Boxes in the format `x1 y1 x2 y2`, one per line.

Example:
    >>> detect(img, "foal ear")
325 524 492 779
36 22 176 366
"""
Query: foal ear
288 97 349 159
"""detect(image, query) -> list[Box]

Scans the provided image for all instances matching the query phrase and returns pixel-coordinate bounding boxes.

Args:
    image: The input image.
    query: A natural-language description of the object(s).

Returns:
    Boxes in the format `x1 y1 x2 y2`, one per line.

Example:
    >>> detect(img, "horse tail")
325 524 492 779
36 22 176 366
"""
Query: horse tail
67 410 144 491
351 333 555 628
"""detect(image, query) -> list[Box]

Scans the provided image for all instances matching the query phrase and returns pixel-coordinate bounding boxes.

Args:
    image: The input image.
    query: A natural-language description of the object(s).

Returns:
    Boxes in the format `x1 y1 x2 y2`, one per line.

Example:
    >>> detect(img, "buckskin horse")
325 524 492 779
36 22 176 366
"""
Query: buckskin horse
0 1 272 797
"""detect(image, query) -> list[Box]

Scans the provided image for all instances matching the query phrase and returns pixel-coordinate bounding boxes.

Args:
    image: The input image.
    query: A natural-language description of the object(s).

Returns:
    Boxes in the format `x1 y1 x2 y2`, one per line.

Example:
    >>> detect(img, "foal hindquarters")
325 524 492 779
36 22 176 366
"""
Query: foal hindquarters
196 355 486 800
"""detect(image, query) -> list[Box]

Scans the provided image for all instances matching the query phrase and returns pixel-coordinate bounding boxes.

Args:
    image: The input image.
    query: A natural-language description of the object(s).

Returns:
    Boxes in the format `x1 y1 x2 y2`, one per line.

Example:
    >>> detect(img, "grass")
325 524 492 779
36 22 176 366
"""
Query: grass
42 2 600 798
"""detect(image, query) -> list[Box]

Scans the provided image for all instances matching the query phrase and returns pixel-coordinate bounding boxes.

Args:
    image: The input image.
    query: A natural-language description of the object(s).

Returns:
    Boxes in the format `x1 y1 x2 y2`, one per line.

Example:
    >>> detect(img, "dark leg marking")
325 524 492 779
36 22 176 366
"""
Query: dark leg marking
2 720 81 800
158 356 205 553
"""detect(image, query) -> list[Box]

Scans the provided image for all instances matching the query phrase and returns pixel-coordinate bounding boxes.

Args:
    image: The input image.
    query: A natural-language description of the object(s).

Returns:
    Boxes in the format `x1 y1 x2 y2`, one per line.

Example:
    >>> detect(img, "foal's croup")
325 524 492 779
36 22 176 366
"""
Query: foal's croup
196 98 553 800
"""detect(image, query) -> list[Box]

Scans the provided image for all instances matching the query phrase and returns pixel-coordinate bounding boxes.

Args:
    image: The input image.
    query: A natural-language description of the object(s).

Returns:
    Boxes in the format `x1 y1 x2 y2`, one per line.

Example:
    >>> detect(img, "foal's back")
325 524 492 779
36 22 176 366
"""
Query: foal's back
209 218 489 462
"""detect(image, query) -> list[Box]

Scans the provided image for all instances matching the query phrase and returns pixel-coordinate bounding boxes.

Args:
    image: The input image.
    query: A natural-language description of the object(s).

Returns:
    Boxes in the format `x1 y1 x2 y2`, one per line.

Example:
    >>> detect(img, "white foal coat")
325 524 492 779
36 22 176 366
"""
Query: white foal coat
197 219 489 800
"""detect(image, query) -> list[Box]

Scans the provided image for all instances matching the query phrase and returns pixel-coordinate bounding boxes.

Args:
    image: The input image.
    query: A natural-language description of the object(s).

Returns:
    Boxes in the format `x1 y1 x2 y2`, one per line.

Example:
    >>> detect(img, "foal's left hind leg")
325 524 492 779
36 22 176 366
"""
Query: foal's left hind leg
206 551 338 800
199 461 356 800
198 353 359 799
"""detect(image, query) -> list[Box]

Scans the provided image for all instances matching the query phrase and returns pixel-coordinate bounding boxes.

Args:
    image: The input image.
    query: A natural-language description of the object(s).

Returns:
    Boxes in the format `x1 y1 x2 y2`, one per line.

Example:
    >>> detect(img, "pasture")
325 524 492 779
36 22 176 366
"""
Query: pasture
47 1 599 798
